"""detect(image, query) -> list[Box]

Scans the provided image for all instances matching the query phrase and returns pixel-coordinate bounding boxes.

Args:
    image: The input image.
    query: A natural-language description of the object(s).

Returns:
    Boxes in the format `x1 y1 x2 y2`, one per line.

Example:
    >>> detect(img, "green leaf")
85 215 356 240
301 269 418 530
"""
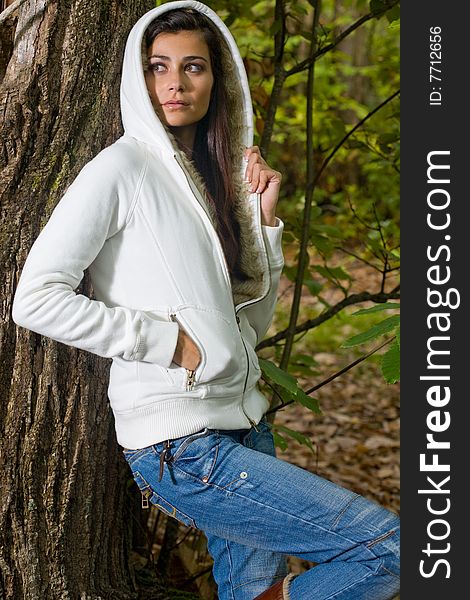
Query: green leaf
273 424 316 454
386 4 400 23
381 340 400 383
259 359 321 414
223 14 236 27
283 265 297 283
311 234 334 255
294 389 322 414
291 4 309 16
311 223 344 237
370 0 387 15
282 231 296 243
292 353 319 367
272 431 288 451
396 327 400 348
259 358 298 393
290 353 320 378
290 364 321 378
342 316 400 347
377 132 399 146
310 206 322 219
352 302 400 316
314 265 352 282
269 18 282 36
304 278 323 296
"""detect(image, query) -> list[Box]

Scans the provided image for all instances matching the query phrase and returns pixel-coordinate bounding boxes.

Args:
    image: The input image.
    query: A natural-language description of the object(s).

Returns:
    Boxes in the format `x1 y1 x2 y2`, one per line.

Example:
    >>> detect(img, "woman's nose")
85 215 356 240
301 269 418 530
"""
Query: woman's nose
168 73 185 92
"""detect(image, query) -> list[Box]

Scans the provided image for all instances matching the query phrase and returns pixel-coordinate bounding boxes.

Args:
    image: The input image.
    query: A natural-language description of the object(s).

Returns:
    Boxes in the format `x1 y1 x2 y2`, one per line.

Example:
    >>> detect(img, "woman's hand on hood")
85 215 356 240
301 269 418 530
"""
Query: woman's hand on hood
244 146 282 227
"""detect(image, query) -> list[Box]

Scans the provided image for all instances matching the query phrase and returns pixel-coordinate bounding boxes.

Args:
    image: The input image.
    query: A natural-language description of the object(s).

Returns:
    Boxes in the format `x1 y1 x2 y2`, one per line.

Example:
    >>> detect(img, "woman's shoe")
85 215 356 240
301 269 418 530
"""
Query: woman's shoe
253 579 284 599
254 573 296 599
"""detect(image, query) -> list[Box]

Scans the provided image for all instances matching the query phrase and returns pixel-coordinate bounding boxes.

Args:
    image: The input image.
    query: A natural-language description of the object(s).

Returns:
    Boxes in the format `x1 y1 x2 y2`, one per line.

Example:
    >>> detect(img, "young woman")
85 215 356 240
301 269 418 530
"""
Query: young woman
12 2 400 598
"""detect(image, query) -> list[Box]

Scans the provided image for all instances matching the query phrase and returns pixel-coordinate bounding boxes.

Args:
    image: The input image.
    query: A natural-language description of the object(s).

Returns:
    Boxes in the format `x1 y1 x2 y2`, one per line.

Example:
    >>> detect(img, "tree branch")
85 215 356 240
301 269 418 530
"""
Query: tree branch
278 0 322 373
259 0 286 158
308 89 400 193
286 0 400 77
257 288 400 350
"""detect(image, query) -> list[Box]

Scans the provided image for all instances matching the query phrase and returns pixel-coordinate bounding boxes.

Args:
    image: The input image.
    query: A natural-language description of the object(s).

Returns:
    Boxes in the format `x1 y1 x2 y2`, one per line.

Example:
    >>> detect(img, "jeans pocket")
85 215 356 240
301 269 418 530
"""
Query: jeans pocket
170 428 219 484
244 416 276 457
132 470 196 528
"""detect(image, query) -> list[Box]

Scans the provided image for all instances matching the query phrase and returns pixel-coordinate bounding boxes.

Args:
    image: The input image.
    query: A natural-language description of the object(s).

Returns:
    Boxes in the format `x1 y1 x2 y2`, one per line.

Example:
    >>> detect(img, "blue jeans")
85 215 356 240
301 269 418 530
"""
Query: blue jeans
123 417 400 599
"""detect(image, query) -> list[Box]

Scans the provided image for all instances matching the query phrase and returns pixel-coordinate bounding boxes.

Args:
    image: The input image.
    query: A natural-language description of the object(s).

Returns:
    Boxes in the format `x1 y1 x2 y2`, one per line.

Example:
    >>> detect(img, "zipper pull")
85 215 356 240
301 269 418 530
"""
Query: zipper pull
186 369 196 390
170 314 197 390
159 440 171 482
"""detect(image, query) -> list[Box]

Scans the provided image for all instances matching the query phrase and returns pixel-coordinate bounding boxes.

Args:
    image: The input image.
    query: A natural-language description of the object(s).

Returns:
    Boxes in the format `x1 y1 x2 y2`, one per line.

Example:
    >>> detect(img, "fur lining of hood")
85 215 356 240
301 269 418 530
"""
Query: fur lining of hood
140 14 267 307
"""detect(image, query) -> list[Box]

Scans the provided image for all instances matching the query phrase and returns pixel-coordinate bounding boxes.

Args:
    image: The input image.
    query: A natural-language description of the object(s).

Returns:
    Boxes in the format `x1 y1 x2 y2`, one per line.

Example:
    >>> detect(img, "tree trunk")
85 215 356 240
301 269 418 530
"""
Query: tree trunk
0 1 155 598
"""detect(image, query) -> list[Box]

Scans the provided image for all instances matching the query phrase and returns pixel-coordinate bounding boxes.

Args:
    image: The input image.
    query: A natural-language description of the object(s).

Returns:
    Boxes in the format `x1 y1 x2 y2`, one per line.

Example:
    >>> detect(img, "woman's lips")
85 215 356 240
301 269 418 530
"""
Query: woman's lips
163 101 189 109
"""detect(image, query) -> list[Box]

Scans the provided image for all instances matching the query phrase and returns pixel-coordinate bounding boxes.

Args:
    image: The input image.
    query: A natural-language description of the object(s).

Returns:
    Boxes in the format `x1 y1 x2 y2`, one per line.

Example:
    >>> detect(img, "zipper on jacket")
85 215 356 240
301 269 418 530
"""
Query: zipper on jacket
171 157 270 428
234 194 271 315
186 369 196 391
170 312 197 391
236 315 260 432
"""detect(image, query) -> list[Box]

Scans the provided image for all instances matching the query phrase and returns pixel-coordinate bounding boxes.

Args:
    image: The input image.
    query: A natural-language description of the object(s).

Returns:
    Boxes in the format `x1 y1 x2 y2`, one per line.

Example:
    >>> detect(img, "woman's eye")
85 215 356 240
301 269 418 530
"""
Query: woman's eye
186 63 203 72
147 62 203 73
148 63 165 72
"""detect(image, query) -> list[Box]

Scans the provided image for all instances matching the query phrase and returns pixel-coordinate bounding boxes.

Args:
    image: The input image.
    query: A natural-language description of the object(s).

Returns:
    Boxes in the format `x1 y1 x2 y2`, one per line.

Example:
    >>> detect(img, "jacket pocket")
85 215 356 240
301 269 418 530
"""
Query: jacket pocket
170 305 242 388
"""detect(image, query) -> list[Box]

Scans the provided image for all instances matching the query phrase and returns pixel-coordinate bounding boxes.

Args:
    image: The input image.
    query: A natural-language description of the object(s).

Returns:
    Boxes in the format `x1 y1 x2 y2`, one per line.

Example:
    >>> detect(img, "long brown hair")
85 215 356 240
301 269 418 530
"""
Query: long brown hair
145 8 246 280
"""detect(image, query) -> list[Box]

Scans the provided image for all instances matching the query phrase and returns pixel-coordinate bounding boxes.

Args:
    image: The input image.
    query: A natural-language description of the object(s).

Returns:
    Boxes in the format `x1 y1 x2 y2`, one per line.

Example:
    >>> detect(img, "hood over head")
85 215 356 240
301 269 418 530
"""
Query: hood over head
120 0 266 306
120 0 253 157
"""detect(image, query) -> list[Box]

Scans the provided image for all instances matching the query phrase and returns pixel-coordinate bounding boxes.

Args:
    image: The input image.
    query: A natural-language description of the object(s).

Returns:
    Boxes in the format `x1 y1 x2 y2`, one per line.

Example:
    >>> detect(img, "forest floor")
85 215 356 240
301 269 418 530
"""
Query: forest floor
137 261 400 599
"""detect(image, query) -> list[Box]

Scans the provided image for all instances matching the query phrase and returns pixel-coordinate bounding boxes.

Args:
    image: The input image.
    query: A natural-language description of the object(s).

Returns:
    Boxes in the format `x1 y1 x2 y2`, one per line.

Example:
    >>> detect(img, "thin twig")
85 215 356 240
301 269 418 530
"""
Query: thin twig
286 0 400 77
305 336 394 394
335 246 383 272
308 89 400 193
266 336 395 416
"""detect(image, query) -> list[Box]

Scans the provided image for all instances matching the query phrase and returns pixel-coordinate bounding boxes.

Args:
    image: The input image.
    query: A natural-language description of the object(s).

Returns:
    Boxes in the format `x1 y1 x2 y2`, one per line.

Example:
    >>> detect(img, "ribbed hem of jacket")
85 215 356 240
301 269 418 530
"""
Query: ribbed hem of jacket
113 385 270 449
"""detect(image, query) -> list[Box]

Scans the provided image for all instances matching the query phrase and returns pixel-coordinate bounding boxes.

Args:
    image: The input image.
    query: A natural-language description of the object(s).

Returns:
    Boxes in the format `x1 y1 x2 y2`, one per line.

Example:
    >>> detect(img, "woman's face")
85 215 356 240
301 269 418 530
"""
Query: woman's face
145 30 214 130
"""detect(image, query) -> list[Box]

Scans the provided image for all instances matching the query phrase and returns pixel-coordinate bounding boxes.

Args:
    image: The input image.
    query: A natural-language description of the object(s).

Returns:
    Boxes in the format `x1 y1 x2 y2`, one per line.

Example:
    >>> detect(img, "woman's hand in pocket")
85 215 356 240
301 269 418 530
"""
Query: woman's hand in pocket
173 329 201 370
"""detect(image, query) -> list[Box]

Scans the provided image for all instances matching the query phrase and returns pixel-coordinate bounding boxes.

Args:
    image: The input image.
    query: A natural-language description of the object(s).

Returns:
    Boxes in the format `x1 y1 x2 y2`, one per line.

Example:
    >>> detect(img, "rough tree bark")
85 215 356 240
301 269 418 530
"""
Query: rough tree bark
0 1 156 598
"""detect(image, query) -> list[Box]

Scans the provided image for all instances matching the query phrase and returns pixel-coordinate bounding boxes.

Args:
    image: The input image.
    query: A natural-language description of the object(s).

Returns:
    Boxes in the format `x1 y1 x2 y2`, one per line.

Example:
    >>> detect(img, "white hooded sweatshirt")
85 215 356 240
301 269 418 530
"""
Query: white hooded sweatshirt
12 0 284 449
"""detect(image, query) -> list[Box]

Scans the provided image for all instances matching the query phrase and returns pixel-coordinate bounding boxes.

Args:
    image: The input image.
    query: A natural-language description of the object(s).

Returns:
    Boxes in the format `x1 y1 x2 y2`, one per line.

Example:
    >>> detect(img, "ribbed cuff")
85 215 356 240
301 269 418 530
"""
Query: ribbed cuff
134 317 179 367
262 217 284 267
